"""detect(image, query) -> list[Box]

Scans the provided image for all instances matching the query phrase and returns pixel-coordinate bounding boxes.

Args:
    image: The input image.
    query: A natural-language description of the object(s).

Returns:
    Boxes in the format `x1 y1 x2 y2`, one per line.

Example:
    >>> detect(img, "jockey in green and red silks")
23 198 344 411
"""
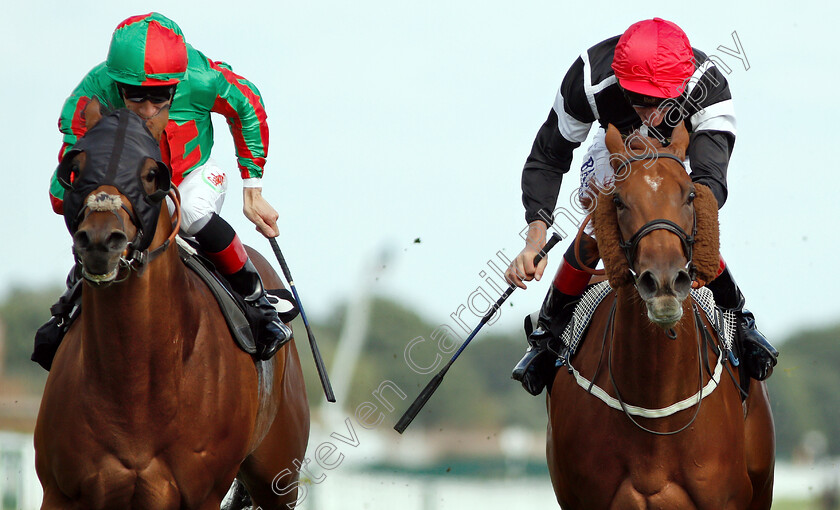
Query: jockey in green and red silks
50 12 269 215
36 12 290 368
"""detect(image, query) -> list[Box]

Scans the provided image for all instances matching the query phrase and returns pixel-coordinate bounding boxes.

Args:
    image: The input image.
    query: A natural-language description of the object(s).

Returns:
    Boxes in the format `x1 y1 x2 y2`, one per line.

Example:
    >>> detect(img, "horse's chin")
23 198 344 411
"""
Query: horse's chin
81 267 119 286
75 246 122 286
645 296 683 329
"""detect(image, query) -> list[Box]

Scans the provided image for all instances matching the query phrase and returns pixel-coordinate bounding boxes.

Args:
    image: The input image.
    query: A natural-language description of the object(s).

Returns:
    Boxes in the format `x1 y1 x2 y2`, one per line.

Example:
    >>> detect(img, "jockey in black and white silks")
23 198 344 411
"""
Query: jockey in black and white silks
507 18 777 396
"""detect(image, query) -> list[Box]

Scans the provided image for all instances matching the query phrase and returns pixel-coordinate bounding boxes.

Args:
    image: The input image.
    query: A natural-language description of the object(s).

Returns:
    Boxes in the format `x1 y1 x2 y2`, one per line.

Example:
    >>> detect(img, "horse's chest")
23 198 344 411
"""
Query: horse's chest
554 432 750 509
50 446 224 509
41 399 244 509
549 380 750 508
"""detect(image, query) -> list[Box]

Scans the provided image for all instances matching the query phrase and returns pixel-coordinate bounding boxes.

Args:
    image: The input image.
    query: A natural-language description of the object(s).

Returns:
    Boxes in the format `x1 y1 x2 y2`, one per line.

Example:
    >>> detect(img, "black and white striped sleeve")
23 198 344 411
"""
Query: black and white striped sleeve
684 57 736 208
522 58 594 225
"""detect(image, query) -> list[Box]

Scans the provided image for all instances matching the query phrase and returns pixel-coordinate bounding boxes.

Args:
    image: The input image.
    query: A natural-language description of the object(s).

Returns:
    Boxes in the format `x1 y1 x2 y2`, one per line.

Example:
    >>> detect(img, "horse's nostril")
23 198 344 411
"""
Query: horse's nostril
74 230 91 250
637 270 659 299
106 231 129 252
673 269 692 296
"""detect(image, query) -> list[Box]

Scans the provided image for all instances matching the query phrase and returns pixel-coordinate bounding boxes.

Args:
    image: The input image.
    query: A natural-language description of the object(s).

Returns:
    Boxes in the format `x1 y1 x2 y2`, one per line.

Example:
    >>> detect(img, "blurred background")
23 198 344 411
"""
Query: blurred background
2 0 839 508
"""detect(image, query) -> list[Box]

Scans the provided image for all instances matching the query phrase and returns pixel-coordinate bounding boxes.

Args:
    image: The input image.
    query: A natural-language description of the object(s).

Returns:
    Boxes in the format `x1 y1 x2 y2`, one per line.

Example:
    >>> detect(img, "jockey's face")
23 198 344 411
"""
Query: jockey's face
623 88 673 128
633 104 672 127
119 84 174 121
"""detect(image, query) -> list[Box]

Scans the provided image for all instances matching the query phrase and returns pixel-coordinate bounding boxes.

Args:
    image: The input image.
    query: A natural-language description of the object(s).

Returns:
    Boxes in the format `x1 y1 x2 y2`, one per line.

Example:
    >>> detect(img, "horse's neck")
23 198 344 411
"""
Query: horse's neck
609 286 703 408
80 246 193 386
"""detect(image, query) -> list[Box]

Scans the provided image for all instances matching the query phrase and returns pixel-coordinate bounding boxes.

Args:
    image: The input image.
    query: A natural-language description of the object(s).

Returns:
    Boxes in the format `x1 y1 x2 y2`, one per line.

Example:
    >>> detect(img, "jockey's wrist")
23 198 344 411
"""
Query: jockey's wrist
524 220 548 251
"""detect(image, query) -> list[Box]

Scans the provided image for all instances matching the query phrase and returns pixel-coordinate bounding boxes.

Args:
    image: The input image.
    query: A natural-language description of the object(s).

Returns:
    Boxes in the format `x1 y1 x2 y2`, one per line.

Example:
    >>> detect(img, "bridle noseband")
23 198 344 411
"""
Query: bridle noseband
613 153 698 281
73 188 182 282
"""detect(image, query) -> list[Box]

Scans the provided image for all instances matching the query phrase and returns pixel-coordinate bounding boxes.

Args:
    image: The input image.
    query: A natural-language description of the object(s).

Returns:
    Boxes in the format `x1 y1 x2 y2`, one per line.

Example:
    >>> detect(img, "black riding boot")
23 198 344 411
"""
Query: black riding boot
32 266 82 371
511 285 578 395
706 265 778 380
226 259 293 360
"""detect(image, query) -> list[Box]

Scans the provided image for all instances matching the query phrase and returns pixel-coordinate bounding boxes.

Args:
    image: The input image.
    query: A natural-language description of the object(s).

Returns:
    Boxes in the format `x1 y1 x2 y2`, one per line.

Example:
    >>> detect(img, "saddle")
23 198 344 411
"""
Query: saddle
176 237 299 355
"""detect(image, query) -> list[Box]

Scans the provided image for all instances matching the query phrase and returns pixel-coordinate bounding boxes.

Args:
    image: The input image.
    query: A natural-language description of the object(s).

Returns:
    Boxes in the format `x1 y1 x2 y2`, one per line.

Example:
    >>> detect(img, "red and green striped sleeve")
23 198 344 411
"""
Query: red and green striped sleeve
50 64 122 213
208 60 269 185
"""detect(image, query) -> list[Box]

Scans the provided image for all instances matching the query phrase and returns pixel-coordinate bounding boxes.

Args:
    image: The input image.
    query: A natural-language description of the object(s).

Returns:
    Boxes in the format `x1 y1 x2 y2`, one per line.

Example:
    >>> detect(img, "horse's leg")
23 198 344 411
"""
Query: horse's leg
743 379 775 510
238 248 309 508
221 478 253 510
239 340 310 509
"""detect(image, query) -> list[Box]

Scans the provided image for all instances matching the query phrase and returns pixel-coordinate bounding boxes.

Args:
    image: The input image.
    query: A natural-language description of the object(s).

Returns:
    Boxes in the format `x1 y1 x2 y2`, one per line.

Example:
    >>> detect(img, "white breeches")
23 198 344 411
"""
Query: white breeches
167 159 228 236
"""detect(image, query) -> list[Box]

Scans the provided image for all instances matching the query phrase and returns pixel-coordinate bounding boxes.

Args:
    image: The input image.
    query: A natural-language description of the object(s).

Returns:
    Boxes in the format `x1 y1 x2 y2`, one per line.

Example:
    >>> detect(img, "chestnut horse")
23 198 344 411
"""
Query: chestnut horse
34 109 309 509
546 125 775 509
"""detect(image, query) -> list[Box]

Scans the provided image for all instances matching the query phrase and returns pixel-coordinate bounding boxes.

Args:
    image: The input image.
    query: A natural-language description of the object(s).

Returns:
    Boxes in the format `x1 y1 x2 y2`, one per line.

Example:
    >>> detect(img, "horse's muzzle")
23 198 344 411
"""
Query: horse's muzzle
73 227 129 283
636 267 692 328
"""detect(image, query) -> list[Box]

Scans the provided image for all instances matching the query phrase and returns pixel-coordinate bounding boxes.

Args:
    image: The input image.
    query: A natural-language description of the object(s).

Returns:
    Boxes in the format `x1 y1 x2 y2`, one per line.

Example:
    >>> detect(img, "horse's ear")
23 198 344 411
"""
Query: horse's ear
669 121 689 161
84 98 103 131
605 124 625 170
146 108 169 143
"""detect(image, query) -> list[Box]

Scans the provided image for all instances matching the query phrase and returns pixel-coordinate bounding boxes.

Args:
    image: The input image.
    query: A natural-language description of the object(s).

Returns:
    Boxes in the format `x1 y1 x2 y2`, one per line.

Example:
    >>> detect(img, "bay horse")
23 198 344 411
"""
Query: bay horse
546 124 775 509
34 109 309 509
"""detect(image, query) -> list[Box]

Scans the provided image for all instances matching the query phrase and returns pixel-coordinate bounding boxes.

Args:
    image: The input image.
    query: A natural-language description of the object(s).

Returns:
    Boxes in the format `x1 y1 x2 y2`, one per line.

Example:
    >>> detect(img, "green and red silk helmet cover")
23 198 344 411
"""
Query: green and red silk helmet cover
611 18 695 99
106 12 188 87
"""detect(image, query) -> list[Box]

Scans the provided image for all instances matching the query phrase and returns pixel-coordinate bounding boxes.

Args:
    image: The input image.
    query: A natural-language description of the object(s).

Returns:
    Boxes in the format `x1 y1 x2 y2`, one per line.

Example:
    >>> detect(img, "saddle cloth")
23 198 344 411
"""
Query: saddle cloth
560 281 736 357
176 237 299 355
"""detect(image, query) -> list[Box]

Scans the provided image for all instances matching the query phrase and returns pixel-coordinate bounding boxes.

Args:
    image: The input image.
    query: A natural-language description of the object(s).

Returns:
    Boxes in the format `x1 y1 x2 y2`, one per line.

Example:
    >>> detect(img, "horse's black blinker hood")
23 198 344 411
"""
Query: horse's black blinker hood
57 109 171 252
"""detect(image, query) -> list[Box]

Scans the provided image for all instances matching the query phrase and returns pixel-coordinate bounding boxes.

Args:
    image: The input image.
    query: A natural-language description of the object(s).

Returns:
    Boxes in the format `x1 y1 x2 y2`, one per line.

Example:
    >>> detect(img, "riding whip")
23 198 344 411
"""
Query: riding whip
269 237 336 402
394 232 562 433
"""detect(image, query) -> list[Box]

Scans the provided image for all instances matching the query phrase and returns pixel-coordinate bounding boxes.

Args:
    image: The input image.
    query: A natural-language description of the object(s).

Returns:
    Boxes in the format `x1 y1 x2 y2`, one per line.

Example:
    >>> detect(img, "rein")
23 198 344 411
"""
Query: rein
574 215 605 276
573 152 698 281
606 302 713 435
122 187 182 272
564 297 724 435
561 152 728 433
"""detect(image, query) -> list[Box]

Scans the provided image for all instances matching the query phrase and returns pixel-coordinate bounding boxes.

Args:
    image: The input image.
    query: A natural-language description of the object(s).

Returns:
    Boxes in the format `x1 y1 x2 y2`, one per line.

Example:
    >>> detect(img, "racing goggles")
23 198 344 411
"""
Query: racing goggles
119 84 176 104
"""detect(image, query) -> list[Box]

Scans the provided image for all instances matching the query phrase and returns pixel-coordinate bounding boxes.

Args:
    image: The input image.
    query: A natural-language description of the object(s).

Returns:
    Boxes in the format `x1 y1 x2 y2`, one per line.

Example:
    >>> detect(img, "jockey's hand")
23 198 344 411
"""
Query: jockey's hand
691 278 707 289
505 221 548 289
243 187 279 238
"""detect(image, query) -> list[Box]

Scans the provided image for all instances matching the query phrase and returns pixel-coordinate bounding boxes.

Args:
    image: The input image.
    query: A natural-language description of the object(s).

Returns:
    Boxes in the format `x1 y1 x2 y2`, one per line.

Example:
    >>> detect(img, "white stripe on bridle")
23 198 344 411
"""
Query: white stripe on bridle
85 192 124 212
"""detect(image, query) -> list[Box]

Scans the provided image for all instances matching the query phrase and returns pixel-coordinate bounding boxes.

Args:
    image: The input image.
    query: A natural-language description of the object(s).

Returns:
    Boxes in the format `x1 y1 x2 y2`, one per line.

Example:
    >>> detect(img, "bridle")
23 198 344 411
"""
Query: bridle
73 187 182 283
613 152 697 281
563 153 733 434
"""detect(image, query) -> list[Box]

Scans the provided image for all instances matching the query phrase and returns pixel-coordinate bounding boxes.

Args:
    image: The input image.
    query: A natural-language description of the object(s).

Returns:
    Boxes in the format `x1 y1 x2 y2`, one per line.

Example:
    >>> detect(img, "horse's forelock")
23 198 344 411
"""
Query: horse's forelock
591 182 721 289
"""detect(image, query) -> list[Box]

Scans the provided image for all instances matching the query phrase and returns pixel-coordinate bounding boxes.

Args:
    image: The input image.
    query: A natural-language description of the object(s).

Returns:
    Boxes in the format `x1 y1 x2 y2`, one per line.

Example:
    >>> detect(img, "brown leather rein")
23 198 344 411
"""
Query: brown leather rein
574 152 697 281
75 187 182 284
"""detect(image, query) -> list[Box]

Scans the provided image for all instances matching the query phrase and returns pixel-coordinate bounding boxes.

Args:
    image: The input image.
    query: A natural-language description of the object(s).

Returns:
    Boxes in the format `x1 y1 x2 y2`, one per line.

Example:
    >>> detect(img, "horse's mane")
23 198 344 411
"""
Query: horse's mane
591 183 720 289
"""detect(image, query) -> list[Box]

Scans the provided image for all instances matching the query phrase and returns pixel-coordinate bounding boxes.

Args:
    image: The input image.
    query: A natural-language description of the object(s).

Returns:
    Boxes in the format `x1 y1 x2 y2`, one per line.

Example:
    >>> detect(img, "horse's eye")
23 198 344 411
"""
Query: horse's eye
145 169 157 183
613 195 626 210
687 191 696 204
